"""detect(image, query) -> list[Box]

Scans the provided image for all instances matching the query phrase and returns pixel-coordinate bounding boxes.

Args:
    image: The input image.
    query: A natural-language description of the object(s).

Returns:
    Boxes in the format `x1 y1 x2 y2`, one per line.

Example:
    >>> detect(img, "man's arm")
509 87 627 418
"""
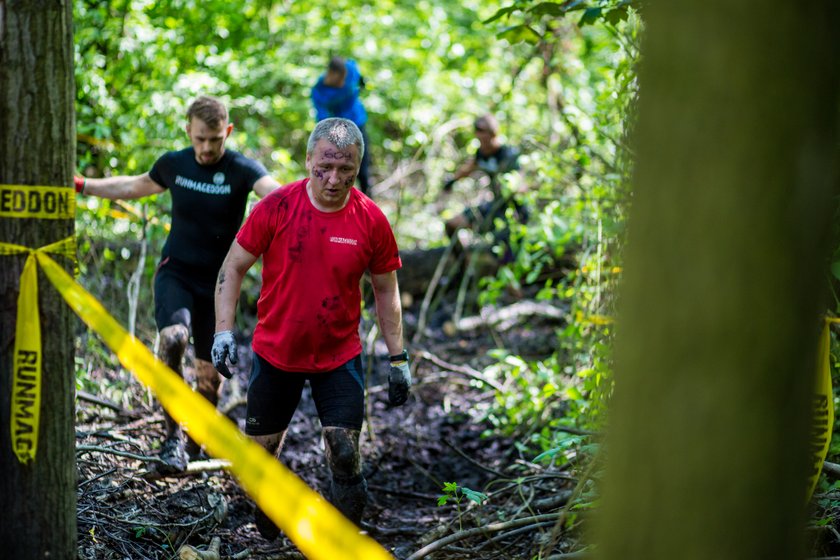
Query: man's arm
371 270 404 356
215 240 259 333
80 172 165 200
252 175 281 198
443 159 478 191
372 270 412 406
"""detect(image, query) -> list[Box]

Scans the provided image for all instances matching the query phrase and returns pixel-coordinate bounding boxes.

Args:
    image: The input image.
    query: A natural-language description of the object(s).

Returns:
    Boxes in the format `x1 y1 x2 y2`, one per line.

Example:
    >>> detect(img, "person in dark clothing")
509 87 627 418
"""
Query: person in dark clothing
442 113 526 240
311 57 372 194
75 96 280 473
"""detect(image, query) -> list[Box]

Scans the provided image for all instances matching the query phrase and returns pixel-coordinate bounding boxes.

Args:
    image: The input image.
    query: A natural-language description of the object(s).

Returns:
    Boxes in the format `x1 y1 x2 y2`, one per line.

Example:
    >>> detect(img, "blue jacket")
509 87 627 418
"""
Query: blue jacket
311 59 368 126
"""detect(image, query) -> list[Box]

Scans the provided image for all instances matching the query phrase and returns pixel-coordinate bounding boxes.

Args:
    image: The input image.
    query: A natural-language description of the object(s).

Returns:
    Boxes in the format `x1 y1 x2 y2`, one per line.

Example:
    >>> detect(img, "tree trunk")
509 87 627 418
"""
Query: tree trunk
596 2 840 560
0 1 77 558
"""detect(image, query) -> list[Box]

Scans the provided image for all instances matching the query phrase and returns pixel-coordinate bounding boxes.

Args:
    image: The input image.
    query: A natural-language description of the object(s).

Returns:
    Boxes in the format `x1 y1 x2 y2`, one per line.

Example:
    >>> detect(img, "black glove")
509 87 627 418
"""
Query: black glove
211 330 237 379
388 350 412 406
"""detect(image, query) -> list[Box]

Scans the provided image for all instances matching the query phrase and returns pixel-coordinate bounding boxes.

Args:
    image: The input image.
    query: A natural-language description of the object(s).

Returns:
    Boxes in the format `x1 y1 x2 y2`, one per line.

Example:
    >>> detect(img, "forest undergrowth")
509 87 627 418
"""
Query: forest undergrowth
74 270 596 560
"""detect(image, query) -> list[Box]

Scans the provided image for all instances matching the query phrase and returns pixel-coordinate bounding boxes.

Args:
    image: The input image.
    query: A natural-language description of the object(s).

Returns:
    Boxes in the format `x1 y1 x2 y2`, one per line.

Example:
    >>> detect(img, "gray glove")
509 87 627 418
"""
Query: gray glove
388 351 412 406
211 330 237 379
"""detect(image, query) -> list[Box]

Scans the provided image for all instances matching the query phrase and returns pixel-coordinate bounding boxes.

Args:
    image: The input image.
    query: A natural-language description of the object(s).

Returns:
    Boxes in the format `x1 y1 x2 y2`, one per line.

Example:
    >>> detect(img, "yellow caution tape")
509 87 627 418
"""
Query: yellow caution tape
0 184 75 220
32 251 392 560
2 237 77 463
809 318 838 499
12 254 41 463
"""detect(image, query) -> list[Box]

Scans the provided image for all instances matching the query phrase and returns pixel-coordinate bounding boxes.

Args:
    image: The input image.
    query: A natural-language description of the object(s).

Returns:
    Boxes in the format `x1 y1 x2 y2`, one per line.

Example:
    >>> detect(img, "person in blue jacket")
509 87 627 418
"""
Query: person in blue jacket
311 57 371 194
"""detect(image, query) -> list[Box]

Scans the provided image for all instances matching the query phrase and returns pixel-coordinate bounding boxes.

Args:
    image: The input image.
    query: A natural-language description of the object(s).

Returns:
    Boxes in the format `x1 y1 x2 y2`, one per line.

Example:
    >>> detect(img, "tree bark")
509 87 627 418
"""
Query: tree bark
0 1 77 558
596 2 840 560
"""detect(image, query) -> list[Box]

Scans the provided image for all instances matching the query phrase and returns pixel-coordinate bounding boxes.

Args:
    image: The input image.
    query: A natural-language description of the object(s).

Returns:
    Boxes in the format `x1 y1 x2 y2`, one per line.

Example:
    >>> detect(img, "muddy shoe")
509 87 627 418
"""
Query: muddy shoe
184 436 205 461
156 436 188 475
254 506 281 541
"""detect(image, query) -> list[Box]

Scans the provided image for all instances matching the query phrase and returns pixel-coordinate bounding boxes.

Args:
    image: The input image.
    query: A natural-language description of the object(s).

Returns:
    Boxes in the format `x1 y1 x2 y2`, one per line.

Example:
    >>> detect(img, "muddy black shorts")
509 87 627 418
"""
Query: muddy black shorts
154 257 216 361
245 352 365 435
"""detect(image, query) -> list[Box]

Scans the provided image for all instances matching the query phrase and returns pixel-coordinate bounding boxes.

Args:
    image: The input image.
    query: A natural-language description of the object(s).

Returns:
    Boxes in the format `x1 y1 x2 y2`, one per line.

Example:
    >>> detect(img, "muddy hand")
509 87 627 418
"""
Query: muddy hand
211 330 238 379
388 353 411 406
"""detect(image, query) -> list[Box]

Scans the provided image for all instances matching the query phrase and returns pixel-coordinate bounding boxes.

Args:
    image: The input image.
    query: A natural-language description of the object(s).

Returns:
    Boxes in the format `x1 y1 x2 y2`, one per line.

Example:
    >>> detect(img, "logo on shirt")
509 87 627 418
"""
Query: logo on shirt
175 174 231 195
330 236 358 246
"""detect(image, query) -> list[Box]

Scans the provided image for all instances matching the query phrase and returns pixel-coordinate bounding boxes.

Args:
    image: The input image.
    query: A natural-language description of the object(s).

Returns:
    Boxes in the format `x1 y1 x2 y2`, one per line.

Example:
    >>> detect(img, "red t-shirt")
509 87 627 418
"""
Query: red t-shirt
236 179 402 372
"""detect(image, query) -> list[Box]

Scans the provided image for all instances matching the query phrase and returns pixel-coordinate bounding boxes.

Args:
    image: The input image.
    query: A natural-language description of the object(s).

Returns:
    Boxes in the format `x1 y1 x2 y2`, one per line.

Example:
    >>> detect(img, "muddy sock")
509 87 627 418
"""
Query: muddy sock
328 474 368 526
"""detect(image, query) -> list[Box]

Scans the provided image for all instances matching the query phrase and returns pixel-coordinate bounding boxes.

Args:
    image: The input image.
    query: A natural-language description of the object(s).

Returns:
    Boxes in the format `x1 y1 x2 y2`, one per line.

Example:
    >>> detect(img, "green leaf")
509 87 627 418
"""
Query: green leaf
484 5 519 24
605 5 629 25
578 7 602 26
534 447 563 462
443 481 459 493
437 495 449 506
498 24 543 45
462 487 489 505
528 3 567 17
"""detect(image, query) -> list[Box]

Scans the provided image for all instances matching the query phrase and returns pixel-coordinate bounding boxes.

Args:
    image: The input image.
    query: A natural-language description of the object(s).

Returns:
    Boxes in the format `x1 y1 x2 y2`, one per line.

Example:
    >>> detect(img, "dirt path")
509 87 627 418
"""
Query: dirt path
76 306 574 560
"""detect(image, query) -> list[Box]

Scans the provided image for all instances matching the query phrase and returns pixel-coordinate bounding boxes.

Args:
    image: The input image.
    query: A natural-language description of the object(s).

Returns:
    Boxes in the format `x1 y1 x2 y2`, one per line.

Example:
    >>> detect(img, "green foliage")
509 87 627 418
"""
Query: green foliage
72 0 640 463
437 482 489 531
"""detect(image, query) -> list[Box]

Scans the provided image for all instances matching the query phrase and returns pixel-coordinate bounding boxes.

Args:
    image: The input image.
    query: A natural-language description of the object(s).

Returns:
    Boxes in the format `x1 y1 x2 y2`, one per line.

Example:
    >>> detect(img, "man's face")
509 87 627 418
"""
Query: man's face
306 139 360 210
324 69 346 88
474 123 494 145
186 117 233 165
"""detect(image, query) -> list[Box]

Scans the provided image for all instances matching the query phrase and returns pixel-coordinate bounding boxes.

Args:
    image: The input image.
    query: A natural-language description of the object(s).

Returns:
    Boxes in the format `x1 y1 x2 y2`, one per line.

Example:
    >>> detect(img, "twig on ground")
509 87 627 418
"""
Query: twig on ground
77 390 140 417
416 349 504 392
405 513 561 560
76 444 164 464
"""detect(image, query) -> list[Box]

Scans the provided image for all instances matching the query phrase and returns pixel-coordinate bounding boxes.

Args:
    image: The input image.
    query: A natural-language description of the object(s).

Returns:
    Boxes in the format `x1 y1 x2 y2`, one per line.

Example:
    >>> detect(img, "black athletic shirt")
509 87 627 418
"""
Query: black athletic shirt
149 147 268 275
475 144 520 198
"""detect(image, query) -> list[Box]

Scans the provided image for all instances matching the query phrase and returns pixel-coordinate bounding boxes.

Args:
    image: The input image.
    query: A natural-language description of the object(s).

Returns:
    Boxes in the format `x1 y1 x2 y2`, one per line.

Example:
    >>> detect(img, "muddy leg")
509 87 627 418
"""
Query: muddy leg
323 426 367 526
251 431 286 540
184 358 222 458
155 324 190 473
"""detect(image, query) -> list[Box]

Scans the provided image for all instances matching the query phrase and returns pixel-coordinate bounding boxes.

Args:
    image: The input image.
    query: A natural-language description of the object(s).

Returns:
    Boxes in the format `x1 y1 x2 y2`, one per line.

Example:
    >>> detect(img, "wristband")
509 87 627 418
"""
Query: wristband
73 176 86 194
389 349 408 364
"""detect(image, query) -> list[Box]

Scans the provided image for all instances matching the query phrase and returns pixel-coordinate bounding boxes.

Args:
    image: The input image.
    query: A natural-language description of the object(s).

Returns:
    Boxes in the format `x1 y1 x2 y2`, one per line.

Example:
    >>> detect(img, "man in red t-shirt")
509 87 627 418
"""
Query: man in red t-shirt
211 118 410 538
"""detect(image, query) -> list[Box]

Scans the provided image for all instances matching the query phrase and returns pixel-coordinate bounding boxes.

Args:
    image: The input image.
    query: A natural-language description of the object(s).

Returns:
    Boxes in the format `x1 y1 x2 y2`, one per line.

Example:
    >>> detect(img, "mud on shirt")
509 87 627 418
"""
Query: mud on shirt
236 179 402 372
149 148 268 276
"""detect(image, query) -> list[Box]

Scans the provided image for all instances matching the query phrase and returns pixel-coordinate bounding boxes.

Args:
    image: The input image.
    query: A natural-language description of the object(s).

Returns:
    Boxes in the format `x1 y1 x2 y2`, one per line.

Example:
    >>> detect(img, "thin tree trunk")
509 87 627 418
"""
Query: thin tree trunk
597 1 840 560
0 1 77 558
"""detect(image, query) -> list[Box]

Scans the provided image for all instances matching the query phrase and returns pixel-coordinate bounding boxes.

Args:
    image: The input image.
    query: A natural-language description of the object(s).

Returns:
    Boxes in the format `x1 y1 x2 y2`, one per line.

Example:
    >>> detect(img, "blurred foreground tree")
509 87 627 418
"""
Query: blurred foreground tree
0 1 78 558
596 1 840 559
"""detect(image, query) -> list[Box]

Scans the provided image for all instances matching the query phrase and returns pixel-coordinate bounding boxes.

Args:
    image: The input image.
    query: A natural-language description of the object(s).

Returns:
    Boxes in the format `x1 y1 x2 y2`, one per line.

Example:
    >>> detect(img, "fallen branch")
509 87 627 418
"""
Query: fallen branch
405 513 561 560
822 461 840 479
455 300 566 332
416 349 504 392
77 390 139 417
76 444 163 464
187 459 232 474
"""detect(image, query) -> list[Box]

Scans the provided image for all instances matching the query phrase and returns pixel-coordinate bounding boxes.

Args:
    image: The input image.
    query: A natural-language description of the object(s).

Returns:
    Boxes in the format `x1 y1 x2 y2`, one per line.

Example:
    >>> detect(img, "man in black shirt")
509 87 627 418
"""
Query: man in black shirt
442 113 526 240
76 96 279 473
